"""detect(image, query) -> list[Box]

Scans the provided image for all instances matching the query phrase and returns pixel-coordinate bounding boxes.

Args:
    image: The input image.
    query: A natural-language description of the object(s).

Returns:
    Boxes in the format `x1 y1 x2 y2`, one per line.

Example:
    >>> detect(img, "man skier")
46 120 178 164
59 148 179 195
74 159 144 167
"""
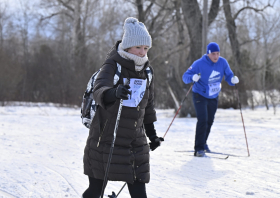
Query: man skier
182 42 239 157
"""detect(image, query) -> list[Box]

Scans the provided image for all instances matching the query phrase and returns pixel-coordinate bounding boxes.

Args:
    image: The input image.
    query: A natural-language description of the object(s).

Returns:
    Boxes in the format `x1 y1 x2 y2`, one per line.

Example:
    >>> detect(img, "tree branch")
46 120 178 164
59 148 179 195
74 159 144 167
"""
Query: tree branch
208 0 220 26
40 12 62 22
40 10 73 22
233 4 272 20
148 0 168 33
239 38 260 46
150 42 190 63
57 0 74 12
143 1 154 21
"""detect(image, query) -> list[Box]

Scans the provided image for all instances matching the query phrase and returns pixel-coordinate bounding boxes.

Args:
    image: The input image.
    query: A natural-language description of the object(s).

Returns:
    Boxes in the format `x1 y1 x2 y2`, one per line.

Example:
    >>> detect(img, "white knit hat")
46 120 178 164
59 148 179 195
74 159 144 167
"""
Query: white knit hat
121 17 152 49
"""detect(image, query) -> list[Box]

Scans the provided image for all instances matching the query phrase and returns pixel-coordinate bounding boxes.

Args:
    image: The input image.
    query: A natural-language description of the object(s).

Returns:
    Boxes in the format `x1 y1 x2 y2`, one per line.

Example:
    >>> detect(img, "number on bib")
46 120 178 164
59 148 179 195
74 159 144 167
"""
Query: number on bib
208 82 221 96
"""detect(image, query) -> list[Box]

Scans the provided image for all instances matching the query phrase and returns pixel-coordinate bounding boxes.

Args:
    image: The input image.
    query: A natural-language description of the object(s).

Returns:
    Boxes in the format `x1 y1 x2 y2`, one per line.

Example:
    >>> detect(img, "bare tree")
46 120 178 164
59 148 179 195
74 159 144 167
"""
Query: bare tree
0 3 23 104
202 0 208 55
181 0 220 66
258 14 280 110
2 0 280 112
0 2 9 49
129 0 194 115
39 0 99 69
132 0 175 39
13 0 36 101
222 0 272 105
165 0 220 117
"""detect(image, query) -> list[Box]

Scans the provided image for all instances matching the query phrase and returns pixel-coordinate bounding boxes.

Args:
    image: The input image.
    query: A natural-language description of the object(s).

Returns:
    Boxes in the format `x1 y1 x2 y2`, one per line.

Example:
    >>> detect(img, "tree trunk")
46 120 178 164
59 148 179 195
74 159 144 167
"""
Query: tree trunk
222 0 241 67
263 37 269 110
178 0 220 117
71 0 83 69
136 0 145 22
202 0 208 55
174 0 185 44
222 0 247 105
181 0 202 66
181 0 220 66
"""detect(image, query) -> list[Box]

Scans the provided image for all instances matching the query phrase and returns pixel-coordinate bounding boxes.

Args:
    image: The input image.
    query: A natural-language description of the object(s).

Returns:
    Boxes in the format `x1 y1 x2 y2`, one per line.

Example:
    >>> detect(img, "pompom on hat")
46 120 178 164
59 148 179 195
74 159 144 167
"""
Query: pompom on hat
121 17 152 49
207 42 220 54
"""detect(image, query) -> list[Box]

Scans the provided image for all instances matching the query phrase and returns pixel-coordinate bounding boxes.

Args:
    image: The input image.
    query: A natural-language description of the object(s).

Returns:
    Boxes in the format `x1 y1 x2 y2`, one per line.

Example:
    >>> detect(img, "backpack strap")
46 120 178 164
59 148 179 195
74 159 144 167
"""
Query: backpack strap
145 66 153 86
113 63 122 85
90 69 102 92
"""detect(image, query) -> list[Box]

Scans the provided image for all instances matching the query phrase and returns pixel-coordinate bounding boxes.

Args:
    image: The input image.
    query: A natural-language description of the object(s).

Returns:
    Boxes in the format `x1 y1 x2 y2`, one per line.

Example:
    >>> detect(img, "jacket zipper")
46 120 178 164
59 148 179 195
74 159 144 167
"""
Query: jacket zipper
97 119 108 147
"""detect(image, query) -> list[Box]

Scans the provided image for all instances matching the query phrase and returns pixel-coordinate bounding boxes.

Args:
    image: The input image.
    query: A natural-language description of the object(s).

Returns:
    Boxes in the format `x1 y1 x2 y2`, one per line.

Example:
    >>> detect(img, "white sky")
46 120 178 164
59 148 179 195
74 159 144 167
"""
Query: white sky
0 0 32 9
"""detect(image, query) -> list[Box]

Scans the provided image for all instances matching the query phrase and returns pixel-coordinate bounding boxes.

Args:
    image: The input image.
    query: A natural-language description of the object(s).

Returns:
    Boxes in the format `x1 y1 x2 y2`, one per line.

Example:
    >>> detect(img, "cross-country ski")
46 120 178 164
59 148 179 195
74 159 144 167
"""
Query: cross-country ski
175 151 229 159
175 150 246 158
182 153 229 160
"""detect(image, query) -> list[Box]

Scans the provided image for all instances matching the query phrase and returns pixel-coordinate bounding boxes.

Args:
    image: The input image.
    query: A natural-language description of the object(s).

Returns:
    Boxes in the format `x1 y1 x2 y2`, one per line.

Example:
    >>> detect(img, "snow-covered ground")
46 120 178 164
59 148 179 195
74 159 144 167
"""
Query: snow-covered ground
1 103 280 198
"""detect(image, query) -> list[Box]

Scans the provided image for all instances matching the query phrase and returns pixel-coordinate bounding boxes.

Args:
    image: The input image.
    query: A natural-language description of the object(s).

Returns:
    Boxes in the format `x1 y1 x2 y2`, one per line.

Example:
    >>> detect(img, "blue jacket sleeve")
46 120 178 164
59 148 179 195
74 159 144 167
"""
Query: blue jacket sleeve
223 60 235 86
182 63 199 84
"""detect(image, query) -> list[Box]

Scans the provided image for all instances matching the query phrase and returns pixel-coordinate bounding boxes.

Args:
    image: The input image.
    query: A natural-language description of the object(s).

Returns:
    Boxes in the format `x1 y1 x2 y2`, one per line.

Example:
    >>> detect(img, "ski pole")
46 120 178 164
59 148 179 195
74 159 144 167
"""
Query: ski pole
108 183 127 198
235 85 250 157
163 85 193 138
100 78 130 198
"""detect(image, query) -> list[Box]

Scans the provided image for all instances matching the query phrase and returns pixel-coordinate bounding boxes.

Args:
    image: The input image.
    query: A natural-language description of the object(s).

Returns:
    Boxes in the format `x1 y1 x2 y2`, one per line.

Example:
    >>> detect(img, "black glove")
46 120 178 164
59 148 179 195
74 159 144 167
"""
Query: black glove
108 192 117 198
115 84 131 100
149 135 164 151
144 123 164 151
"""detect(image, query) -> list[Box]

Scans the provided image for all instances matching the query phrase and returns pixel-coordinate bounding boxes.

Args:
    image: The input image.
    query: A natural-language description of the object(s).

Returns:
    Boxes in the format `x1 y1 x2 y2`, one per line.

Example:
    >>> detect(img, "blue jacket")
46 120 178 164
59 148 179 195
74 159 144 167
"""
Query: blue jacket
182 54 235 99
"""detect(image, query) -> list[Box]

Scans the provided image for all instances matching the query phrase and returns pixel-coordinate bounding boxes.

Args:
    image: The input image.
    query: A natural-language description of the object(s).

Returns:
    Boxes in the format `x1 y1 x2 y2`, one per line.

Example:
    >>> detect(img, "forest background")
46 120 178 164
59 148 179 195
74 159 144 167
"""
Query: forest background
0 0 280 117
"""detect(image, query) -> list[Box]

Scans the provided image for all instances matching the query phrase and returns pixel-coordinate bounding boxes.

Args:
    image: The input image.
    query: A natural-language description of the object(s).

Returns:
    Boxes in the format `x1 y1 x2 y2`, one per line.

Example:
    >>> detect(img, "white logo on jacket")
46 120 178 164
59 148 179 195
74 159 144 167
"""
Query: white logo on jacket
209 70 221 82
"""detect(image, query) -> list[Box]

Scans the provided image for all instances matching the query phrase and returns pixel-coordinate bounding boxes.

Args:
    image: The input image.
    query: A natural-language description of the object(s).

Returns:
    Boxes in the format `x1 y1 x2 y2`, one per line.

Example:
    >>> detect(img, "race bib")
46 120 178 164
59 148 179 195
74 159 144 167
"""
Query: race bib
123 78 147 107
208 82 221 96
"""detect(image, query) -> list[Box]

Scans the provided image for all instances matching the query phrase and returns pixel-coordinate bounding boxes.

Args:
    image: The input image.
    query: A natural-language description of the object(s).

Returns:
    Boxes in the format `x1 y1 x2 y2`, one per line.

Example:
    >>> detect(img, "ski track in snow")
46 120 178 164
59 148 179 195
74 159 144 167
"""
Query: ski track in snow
0 189 18 198
1 104 280 197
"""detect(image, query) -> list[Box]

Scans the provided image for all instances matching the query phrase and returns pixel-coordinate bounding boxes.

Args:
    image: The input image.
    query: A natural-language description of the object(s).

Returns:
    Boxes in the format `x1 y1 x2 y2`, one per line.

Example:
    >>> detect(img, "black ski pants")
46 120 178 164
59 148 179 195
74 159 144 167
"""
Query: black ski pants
82 176 147 198
192 92 218 151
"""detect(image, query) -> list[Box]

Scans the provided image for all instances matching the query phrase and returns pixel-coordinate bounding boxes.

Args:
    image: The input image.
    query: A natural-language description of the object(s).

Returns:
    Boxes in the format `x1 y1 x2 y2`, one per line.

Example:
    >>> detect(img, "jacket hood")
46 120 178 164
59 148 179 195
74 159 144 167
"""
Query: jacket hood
104 40 150 72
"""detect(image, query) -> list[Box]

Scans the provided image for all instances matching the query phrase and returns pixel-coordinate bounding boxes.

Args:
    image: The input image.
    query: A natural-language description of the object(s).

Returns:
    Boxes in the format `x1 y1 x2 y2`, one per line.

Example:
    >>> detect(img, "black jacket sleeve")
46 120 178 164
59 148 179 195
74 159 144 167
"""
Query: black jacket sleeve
144 122 157 140
103 88 117 105
93 60 117 109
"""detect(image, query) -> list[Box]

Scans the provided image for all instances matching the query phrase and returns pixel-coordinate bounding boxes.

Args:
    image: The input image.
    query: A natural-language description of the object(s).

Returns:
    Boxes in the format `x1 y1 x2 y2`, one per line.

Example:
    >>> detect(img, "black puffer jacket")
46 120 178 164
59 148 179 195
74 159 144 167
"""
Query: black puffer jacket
83 41 157 184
